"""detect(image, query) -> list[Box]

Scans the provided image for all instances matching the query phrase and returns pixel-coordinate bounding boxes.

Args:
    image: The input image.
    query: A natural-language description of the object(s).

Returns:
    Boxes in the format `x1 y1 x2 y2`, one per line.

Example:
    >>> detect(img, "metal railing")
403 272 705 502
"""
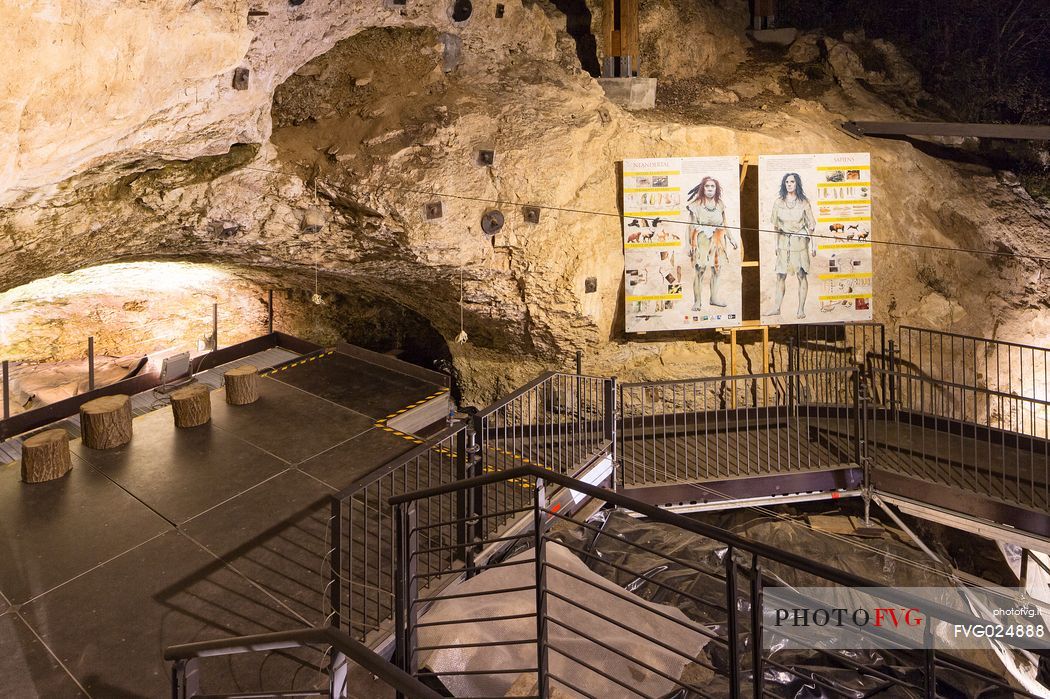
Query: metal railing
1 296 279 421
895 326 1050 439
871 366 1050 515
0 331 319 442
389 465 1044 699
328 372 616 646
473 371 612 476
769 321 886 374
329 426 463 645
618 368 862 487
165 625 441 699
327 326 1050 652
168 323 1050 696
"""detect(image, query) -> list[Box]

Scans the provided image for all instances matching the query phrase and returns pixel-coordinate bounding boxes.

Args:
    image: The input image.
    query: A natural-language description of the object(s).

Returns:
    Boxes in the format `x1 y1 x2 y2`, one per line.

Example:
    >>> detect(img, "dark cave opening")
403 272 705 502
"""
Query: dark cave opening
277 285 459 400
550 0 601 77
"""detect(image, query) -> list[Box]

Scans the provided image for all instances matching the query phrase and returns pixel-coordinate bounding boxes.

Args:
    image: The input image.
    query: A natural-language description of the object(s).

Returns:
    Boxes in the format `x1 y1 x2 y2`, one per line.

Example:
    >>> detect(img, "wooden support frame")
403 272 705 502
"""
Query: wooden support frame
602 0 640 76
738 155 760 271
720 324 777 408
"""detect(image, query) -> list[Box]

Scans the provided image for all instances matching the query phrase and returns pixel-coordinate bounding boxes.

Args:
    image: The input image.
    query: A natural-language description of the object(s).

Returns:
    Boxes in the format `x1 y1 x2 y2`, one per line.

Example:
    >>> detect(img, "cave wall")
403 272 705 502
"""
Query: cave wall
1 0 1048 405
0 260 453 412
0 263 273 363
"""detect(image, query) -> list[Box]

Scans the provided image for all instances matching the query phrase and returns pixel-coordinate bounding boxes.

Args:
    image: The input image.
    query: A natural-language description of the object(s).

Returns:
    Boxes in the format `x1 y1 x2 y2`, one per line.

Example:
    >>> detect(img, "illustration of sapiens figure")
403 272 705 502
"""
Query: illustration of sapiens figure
687 176 738 310
767 172 816 319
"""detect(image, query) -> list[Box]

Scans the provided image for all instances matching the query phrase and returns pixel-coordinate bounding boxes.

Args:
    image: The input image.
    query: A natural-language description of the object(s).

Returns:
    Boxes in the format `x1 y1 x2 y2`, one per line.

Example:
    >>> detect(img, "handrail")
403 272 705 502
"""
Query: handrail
619 365 856 389
388 464 1050 644
900 324 1050 353
876 366 1050 408
473 371 558 418
0 332 322 441
164 626 442 699
330 420 465 501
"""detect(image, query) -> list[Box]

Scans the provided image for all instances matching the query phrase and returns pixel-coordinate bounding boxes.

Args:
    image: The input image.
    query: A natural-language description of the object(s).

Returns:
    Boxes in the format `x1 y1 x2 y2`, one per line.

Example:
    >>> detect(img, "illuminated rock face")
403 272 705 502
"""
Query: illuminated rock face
0 1 1047 403
0 261 454 412
0 263 271 364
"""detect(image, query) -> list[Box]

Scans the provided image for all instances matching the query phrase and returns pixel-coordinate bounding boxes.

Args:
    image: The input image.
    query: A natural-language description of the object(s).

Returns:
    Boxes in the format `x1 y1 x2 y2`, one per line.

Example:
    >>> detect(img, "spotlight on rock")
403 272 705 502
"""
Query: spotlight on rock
232 67 250 90
481 209 505 236
311 293 325 306
523 206 540 224
301 207 326 233
451 0 472 22
425 201 443 220
477 149 495 166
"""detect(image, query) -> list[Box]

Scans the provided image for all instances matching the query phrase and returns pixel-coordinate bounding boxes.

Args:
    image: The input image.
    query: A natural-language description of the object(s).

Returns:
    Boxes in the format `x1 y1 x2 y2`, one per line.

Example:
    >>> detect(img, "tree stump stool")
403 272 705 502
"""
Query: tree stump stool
80 394 133 450
171 383 211 428
224 365 260 406
21 429 72 483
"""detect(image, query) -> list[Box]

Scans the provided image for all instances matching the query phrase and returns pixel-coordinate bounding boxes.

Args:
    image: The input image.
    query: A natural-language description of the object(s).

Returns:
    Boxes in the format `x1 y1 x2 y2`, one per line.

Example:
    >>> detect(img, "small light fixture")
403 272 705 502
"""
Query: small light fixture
477 149 495 166
523 206 540 224
425 201 443 219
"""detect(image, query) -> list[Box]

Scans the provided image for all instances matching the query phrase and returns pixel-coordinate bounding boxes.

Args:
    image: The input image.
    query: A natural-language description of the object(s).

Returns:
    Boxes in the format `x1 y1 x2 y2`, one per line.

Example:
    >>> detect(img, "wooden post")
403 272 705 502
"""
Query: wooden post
171 384 212 428
724 324 775 409
21 429 72 483
602 0 640 76
80 395 133 449
224 365 260 406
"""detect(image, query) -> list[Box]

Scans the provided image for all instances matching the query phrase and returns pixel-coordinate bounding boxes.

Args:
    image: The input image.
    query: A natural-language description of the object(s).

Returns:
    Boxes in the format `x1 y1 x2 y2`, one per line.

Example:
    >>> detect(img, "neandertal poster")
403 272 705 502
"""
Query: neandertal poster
758 153 873 324
622 157 742 333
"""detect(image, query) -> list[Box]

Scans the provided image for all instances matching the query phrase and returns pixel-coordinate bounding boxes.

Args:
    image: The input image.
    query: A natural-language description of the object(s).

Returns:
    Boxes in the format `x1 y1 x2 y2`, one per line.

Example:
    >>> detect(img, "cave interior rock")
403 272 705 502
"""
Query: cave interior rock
2 0 1050 696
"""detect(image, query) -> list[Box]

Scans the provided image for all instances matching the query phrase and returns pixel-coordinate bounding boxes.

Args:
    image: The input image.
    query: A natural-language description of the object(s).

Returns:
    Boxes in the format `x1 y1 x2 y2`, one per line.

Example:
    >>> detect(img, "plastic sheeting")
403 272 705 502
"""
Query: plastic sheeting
417 542 709 698
549 508 1044 698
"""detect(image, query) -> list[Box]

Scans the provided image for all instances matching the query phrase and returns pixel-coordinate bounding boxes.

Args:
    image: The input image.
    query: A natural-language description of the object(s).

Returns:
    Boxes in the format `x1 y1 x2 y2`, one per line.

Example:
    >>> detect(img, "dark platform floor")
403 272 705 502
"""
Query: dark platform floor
0 348 444 697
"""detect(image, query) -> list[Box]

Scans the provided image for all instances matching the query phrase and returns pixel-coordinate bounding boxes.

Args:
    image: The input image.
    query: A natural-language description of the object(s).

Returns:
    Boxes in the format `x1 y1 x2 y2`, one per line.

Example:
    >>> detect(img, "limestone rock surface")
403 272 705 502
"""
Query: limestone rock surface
0 0 1047 405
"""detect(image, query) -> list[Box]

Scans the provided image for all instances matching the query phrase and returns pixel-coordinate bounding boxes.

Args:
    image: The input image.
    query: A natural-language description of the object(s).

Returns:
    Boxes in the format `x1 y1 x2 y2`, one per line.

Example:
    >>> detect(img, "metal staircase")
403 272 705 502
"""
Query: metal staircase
169 323 1050 697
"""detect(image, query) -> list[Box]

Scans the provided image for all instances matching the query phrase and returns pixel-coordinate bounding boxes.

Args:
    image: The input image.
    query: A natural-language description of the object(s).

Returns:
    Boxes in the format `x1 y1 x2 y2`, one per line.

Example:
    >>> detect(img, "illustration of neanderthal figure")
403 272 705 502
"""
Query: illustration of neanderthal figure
768 172 816 319
687 176 738 310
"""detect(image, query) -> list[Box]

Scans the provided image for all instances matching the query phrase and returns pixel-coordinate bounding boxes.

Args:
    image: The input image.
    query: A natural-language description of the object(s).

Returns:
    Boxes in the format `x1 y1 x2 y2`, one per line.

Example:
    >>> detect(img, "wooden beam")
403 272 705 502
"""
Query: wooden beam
842 121 1050 141
622 0 639 69
602 0 615 59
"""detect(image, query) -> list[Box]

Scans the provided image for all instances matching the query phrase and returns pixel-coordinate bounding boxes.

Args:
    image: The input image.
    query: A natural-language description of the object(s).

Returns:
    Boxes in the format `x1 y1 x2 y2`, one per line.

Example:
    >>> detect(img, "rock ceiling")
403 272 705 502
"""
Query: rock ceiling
2 0 1048 400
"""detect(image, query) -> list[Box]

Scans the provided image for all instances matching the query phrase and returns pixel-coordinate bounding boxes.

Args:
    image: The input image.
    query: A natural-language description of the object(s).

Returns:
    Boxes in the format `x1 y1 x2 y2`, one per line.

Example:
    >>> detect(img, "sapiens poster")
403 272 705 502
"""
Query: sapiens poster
758 153 873 324
622 157 742 332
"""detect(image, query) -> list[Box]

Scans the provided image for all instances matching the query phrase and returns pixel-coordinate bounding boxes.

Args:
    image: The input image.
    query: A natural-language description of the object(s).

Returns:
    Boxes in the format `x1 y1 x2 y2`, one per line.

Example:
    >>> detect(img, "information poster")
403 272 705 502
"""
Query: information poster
758 153 873 324
622 157 742 332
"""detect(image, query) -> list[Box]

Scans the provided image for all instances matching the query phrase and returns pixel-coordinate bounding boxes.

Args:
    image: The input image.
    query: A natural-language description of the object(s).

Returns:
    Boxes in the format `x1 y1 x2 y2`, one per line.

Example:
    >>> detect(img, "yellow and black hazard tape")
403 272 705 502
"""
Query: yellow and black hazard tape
374 388 451 447
260 349 336 377
373 388 544 488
